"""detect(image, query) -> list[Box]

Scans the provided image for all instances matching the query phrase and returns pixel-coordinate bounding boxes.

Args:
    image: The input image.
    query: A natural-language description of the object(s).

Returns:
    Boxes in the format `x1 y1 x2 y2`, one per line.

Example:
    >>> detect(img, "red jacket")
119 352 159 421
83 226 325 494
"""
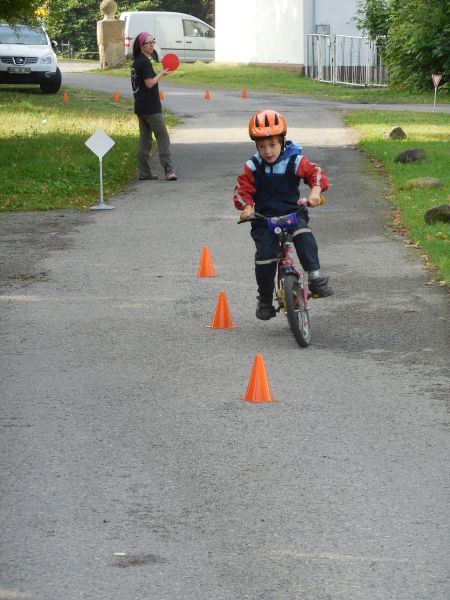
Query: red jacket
233 141 329 212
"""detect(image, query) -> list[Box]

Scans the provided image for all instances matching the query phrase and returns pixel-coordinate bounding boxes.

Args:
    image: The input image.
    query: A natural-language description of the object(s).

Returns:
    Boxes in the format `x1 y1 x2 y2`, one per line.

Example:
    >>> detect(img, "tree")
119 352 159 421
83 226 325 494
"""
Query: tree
384 0 450 90
354 0 389 45
356 0 450 91
0 0 44 25
159 0 214 25
45 0 102 55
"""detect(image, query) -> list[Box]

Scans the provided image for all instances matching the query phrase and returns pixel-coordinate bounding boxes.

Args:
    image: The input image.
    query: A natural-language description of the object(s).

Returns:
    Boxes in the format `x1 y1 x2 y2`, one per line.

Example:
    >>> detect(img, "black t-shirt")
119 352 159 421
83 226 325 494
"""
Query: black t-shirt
131 53 162 116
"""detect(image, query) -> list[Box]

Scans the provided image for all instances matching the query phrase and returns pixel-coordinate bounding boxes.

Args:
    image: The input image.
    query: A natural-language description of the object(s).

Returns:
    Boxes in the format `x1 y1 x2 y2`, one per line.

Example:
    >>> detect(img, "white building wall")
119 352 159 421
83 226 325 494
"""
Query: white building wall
312 0 360 36
216 0 304 64
215 0 361 65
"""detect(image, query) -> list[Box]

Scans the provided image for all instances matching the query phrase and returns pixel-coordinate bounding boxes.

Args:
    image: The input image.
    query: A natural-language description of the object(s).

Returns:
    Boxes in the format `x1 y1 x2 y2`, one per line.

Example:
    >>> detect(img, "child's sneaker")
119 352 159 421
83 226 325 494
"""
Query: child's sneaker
308 276 333 298
256 297 276 320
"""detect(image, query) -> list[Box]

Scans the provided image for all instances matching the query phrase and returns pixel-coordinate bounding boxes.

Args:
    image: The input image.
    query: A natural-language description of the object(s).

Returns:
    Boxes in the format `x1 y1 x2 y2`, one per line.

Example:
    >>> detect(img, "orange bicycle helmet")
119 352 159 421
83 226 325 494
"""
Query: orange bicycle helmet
248 110 287 140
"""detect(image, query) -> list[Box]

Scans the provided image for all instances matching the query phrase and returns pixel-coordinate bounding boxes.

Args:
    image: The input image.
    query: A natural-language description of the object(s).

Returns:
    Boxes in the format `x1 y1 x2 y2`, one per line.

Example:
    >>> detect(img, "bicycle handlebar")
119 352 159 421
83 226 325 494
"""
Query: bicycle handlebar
238 196 325 224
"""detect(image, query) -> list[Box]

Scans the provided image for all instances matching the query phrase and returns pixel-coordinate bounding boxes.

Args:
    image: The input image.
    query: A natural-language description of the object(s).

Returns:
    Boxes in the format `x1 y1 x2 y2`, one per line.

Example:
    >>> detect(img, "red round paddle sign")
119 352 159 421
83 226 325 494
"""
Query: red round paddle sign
161 53 180 71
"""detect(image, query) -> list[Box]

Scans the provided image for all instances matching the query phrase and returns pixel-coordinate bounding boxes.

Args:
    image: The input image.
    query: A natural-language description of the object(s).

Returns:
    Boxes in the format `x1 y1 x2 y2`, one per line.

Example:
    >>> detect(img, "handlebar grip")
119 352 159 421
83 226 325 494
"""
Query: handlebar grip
298 196 326 207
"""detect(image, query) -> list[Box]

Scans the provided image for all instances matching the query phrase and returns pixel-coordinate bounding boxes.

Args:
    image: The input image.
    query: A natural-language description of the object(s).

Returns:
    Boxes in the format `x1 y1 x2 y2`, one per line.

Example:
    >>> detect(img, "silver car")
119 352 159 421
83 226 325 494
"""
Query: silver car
0 23 62 93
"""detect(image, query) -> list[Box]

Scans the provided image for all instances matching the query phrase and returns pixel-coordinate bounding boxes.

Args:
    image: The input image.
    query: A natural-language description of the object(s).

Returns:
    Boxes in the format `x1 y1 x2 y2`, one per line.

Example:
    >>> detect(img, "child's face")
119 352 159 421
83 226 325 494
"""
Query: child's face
256 136 283 164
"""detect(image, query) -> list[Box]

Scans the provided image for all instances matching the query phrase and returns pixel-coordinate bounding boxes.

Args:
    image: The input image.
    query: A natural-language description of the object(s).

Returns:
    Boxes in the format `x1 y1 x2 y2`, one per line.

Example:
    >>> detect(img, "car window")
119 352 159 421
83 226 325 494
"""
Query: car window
182 20 214 38
0 24 48 45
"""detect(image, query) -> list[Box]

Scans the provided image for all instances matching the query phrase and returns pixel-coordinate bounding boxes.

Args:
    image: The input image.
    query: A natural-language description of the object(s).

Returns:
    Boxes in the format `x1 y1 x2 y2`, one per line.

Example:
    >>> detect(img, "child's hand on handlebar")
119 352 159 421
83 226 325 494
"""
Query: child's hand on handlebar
298 195 325 208
240 205 255 221
307 187 323 207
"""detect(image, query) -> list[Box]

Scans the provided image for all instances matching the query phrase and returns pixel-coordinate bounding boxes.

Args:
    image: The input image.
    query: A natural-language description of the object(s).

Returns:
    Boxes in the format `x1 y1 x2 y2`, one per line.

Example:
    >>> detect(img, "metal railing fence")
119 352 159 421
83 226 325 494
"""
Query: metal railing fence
58 42 99 60
305 34 388 86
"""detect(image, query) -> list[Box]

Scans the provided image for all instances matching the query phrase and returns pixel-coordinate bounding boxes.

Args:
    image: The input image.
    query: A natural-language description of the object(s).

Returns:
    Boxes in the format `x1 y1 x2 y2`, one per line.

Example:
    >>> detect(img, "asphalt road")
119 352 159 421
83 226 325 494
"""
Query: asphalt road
1 66 449 600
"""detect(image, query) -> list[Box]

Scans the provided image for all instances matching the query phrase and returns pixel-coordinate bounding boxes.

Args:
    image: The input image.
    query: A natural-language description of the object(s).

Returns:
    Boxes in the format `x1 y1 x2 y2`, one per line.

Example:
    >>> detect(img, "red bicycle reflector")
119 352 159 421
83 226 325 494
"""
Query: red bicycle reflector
162 53 180 71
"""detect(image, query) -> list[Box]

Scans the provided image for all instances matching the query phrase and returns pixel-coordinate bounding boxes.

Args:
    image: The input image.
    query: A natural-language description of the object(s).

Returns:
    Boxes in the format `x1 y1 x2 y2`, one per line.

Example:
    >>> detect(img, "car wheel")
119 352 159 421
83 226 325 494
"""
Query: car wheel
40 67 62 94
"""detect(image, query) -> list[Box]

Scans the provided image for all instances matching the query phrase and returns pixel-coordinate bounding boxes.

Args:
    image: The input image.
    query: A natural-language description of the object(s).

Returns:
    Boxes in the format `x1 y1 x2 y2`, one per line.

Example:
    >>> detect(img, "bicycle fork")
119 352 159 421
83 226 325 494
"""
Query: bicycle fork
275 237 309 313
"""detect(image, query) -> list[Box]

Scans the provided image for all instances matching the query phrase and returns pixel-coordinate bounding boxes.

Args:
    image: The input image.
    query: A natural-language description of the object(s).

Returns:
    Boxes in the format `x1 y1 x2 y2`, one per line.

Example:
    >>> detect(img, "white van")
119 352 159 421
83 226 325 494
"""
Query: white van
120 11 215 63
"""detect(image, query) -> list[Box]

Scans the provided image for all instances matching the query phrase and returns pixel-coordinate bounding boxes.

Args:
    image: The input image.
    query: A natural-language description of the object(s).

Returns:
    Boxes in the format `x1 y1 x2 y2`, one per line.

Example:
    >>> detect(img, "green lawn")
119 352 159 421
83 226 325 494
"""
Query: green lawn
343 111 450 284
0 86 175 211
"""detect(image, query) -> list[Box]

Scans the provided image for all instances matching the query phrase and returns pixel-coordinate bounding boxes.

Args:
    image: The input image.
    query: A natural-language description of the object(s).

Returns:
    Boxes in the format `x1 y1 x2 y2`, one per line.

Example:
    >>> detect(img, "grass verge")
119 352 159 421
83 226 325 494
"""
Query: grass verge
0 86 175 211
343 111 450 285
102 61 450 105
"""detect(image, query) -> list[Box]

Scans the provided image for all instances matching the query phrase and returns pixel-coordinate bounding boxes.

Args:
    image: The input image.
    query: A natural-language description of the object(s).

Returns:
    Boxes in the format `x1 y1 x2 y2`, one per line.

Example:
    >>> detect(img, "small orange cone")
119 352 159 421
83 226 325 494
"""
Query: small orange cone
204 90 211 100
197 245 216 277
241 88 248 99
241 354 276 403
62 91 68 103
208 291 236 329
159 90 165 100
113 91 120 102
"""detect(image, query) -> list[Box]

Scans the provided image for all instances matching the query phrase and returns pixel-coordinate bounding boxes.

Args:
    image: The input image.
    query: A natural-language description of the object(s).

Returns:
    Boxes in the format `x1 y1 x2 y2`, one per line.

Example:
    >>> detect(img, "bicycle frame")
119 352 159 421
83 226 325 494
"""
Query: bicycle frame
267 214 309 313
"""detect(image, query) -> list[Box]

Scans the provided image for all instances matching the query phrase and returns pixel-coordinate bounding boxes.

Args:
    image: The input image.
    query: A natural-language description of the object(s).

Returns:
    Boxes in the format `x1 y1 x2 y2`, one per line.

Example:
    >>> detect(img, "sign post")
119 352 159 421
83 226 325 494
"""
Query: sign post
85 129 116 210
432 73 442 112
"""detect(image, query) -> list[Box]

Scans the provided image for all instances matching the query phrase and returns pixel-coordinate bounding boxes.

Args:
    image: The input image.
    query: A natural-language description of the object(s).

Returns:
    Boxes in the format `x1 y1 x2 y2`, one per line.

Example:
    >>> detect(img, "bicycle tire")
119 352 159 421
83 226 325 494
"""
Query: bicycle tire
284 274 311 347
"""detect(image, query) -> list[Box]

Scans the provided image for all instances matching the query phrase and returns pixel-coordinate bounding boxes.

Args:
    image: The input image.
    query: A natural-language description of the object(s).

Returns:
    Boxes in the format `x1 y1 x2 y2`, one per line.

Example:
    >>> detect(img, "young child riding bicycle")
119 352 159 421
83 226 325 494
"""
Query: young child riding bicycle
234 109 333 321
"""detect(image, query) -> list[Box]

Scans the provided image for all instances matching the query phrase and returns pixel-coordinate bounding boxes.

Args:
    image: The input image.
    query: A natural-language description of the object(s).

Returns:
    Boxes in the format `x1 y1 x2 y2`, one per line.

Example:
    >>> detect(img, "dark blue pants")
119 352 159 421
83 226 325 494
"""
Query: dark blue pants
250 213 320 301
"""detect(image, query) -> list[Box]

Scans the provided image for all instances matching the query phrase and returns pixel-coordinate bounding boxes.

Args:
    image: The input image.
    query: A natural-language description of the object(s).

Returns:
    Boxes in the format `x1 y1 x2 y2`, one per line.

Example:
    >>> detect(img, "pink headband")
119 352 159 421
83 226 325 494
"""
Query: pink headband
138 32 151 47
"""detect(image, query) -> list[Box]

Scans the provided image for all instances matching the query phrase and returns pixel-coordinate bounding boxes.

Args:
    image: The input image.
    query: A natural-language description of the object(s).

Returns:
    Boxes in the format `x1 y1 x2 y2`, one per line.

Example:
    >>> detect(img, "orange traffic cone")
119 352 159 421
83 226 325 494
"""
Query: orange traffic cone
241 354 276 403
241 88 248 99
204 89 211 100
159 90 165 100
62 91 68 103
197 245 216 277
208 291 235 329
113 91 120 102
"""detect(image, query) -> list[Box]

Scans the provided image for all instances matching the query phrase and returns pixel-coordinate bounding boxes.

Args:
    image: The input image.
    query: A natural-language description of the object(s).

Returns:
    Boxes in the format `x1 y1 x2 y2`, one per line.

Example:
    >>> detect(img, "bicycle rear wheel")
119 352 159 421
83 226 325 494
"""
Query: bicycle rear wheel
284 274 311 347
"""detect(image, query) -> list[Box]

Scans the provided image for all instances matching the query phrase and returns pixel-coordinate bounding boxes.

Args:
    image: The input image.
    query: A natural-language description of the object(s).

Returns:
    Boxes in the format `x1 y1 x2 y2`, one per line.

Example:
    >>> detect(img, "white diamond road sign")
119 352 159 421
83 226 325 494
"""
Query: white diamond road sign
85 128 115 158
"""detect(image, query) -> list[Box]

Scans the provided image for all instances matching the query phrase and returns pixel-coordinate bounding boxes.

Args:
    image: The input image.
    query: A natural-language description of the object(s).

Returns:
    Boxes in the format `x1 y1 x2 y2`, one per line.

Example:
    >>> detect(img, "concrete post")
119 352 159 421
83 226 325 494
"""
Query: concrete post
97 0 125 69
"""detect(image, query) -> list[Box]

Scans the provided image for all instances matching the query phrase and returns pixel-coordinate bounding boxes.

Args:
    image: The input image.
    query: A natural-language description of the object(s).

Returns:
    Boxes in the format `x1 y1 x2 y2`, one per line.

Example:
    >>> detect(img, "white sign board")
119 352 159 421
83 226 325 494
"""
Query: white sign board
431 74 443 112
85 128 115 158
85 129 116 210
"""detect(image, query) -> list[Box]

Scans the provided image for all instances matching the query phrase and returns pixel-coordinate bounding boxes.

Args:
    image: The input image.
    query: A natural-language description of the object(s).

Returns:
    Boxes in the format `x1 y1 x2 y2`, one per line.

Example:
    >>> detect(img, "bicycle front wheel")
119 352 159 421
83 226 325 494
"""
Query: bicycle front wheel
284 274 311 347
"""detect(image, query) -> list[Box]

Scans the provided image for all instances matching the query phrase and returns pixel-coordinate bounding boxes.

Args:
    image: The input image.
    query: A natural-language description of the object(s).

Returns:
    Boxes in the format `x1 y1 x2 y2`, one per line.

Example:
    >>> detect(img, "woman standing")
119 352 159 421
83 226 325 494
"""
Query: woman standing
131 32 177 181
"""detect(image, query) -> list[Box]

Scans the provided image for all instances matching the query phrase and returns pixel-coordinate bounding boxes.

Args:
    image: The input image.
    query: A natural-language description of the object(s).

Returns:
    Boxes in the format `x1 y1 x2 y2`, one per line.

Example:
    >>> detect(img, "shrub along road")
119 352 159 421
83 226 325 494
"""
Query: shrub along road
1 68 449 599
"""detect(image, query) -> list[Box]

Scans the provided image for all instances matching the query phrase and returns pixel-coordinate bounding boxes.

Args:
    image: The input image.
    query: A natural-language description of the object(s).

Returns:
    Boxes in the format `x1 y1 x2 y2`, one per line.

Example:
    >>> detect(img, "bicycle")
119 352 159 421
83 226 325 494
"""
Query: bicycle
238 197 324 347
